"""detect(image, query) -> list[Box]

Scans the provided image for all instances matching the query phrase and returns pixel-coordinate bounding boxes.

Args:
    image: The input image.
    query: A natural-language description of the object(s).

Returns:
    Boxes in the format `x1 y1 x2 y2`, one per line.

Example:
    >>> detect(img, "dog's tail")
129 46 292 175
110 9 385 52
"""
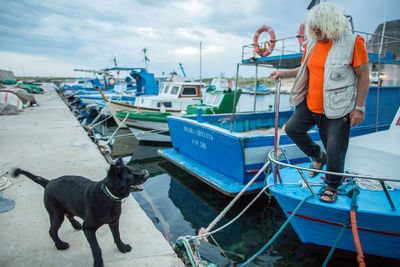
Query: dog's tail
13 168 49 188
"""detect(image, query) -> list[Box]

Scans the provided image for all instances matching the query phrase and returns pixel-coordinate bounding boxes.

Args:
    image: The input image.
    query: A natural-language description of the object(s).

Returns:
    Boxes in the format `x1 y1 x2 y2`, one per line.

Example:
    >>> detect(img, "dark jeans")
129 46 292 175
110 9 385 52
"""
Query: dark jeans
285 99 350 188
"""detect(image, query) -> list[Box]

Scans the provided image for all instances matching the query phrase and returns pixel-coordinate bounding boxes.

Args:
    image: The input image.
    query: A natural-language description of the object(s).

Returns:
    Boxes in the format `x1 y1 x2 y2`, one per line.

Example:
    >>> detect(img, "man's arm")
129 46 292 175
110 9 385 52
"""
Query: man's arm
350 63 370 126
269 67 300 81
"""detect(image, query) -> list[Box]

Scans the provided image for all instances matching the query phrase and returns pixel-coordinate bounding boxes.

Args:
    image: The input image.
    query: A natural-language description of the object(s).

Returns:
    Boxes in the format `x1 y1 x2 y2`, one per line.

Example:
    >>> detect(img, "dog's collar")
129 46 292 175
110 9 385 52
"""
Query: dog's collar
101 183 122 202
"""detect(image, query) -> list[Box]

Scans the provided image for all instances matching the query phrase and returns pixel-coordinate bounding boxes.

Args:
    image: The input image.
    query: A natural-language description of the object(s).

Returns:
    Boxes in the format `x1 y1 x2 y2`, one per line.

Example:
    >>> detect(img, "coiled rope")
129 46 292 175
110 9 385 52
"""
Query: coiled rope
354 178 400 191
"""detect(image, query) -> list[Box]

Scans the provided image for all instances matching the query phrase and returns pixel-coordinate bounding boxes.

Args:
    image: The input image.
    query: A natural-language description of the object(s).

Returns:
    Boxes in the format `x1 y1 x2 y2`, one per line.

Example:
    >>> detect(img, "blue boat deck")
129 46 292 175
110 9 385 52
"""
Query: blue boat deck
158 148 265 196
267 160 400 260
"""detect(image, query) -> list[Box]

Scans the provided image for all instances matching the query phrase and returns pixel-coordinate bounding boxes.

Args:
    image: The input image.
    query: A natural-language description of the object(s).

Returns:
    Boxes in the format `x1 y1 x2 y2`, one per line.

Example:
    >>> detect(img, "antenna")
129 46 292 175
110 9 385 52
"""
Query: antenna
199 42 202 80
143 48 150 70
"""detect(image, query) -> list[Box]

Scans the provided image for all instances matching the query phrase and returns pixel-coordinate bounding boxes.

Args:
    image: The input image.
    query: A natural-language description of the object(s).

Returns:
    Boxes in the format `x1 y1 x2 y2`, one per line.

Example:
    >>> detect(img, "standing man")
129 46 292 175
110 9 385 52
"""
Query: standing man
269 2 370 203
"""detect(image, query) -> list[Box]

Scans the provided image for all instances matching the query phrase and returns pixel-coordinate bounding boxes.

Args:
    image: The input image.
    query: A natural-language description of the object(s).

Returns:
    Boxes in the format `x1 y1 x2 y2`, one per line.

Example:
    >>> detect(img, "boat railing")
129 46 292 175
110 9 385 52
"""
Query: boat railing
267 145 398 210
242 31 400 63
353 30 400 57
241 36 303 62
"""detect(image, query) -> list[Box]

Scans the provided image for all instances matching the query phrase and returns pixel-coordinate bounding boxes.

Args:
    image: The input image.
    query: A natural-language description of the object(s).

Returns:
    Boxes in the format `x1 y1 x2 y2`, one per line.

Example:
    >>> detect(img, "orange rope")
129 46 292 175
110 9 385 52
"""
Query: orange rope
350 210 366 267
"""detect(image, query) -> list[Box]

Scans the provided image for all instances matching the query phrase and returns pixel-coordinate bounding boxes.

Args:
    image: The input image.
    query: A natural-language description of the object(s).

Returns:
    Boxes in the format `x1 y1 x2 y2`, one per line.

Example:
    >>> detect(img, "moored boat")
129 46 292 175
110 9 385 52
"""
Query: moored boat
112 80 209 143
266 106 400 262
159 28 400 196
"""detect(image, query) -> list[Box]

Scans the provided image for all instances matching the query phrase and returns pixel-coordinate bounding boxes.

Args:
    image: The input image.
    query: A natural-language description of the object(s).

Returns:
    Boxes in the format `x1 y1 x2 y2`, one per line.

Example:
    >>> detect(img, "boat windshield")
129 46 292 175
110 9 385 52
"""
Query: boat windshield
161 84 170 94
203 93 223 106
170 86 180 95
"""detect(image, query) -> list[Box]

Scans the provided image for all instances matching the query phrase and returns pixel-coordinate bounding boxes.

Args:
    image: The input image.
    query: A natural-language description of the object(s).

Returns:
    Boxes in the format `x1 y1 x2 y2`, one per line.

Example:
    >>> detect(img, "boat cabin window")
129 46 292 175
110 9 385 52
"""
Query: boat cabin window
78 80 85 84
182 86 197 96
162 84 170 94
370 63 400 86
157 102 172 108
382 64 400 86
170 86 180 95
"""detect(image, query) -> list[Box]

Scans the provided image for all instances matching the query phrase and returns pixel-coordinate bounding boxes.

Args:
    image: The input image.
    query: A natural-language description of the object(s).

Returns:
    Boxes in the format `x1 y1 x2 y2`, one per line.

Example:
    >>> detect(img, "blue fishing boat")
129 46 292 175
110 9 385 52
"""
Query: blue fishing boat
160 110 296 196
159 29 400 196
60 77 101 92
265 107 400 262
72 68 158 107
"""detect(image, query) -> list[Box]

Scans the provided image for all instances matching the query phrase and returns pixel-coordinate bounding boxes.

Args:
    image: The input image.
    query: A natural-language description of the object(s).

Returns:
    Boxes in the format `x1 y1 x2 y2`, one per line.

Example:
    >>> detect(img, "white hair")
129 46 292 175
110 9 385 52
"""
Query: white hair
305 2 349 41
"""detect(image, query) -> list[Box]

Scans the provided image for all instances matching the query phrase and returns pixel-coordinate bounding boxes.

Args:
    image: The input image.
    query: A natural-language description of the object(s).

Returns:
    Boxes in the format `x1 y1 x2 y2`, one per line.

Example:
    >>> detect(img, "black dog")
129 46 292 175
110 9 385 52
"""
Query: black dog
13 158 149 267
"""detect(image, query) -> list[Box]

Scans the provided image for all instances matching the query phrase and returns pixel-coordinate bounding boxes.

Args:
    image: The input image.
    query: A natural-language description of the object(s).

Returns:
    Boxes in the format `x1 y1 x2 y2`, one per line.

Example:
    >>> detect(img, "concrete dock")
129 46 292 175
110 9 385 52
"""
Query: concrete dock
0 86 184 267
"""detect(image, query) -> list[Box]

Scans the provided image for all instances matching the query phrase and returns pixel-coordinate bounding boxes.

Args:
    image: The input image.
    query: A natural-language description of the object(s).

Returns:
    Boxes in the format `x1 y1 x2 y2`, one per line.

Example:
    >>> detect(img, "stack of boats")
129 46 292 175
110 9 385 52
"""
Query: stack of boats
102 76 293 143
0 80 44 115
58 67 160 124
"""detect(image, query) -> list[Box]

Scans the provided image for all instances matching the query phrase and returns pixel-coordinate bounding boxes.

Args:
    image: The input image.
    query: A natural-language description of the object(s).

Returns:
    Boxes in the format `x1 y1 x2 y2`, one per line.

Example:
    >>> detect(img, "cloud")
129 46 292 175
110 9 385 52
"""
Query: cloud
0 51 82 77
0 0 399 78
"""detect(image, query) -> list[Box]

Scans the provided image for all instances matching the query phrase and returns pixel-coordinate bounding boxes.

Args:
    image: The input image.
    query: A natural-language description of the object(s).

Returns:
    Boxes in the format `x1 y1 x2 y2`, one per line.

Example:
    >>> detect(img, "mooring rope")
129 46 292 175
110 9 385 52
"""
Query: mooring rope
194 183 273 241
0 172 13 191
105 113 129 145
195 160 271 240
99 128 169 140
178 182 275 267
85 115 113 130
240 194 313 266
322 217 351 267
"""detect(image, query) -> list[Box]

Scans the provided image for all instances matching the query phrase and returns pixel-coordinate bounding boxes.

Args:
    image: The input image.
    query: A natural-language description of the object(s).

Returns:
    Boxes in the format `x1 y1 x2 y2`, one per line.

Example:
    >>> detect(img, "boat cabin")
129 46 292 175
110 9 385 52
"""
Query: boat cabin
186 87 242 115
134 81 203 113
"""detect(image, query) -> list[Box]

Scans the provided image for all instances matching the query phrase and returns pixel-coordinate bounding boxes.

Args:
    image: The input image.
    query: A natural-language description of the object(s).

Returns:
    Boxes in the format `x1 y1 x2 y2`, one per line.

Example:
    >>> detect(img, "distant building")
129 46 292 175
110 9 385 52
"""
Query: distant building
0 69 15 80
367 20 400 60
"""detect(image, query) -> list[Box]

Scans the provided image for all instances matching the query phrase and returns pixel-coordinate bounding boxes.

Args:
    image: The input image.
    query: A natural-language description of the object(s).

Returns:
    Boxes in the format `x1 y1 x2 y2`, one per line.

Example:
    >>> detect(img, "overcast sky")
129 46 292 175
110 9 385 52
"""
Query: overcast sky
0 0 399 78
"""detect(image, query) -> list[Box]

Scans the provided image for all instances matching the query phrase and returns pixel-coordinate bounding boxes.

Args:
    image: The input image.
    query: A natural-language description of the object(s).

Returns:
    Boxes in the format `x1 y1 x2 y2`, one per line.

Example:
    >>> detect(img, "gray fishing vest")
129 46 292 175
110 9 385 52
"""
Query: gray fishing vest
289 32 357 119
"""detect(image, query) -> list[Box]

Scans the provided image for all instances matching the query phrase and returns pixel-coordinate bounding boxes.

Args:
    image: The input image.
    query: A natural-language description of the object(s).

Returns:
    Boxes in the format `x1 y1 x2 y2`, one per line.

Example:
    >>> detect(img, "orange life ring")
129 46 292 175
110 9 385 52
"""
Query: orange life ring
253 25 276 57
298 24 307 50
108 77 116 86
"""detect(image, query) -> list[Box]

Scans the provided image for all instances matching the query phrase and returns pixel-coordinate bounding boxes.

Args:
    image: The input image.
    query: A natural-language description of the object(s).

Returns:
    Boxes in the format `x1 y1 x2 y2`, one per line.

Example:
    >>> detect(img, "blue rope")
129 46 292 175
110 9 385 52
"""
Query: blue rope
322 217 350 267
182 239 196 267
322 180 359 266
175 239 196 267
240 194 313 266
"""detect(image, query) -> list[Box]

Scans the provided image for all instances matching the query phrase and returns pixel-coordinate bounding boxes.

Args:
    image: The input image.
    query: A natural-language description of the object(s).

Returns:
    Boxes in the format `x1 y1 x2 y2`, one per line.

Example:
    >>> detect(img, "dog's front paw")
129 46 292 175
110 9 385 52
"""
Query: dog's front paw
117 243 132 253
55 241 70 250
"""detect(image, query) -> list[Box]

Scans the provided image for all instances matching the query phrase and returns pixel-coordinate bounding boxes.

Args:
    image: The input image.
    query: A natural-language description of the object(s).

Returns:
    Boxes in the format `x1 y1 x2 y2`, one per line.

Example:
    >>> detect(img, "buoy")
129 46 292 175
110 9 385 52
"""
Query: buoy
253 25 276 57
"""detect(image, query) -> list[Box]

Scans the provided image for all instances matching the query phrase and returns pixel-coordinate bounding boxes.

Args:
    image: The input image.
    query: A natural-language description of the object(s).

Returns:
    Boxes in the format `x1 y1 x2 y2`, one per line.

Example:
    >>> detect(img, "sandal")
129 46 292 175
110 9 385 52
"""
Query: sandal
308 152 326 178
319 185 338 203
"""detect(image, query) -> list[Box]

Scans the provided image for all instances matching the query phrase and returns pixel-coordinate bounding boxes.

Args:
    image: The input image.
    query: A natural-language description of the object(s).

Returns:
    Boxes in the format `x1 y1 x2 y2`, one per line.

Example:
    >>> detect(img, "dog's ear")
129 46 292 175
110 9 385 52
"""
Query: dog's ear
109 159 122 176
108 158 127 179
108 163 117 177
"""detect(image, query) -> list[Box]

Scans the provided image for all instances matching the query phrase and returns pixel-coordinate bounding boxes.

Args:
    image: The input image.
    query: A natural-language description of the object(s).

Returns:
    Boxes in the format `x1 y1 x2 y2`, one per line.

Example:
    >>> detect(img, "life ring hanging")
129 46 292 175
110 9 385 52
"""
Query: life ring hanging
298 23 307 51
253 25 276 57
108 77 116 86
